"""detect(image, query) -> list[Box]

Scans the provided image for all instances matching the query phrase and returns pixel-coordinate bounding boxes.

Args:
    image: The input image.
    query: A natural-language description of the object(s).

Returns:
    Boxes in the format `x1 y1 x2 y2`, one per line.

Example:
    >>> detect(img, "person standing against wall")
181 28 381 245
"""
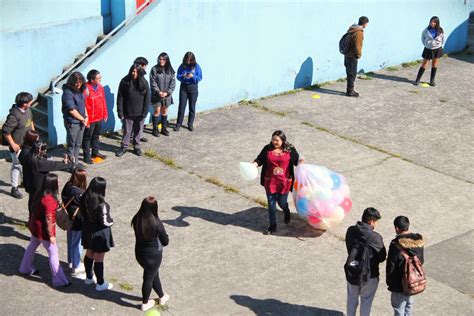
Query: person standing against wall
2 92 35 199
132 196 170 311
414 16 444 86
150 53 176 137
62 72 88 165
344 16 369 97
253 130 303 234
82 70 108 164
116 64 150 157
174 52 202 132
133 57 149 143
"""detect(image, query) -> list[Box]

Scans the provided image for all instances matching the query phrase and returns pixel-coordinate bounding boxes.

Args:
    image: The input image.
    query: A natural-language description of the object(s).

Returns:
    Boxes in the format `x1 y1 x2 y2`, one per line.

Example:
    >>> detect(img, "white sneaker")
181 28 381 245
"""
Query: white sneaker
141 300 155 311
159 293 170 305
72 263 85 274
84 276 96 285
95 281 113 291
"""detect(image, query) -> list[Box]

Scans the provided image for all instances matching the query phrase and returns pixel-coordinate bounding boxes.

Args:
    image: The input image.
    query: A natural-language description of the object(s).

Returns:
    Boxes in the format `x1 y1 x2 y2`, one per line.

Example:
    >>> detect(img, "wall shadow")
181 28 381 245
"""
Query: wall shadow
103 85 116 132
230 295 344 316
294 57 314 89
165 206 325 238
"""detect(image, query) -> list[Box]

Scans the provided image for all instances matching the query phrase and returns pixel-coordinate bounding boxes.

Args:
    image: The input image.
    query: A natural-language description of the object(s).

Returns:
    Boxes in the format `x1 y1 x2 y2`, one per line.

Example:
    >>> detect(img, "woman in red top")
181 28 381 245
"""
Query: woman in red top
254 130 303 234
82 69 108 164
19 173 70 287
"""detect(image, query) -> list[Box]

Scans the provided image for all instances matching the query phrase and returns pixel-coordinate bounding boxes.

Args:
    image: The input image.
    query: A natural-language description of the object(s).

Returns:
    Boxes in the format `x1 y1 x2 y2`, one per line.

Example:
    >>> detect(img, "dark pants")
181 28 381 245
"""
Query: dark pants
344 57 358 89
136 248 164 303
82 121 102 157
266 192 290 227
121 116 144 149
177 84 199 128
65 122 85 165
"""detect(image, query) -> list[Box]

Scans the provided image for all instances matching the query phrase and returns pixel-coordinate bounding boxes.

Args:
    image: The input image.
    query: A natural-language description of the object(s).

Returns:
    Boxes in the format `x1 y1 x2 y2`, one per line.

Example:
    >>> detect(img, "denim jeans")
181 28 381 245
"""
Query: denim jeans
177 83 199 128
67 229 83 269
391 292 414 316
265 192 290 227
347 277 379 316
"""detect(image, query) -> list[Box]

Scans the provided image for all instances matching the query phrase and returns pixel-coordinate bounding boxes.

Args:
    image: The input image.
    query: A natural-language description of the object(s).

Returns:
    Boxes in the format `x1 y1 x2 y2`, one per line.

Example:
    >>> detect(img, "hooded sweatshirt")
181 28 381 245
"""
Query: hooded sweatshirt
345 221 387 279
345 24 364 59
386 233 425 293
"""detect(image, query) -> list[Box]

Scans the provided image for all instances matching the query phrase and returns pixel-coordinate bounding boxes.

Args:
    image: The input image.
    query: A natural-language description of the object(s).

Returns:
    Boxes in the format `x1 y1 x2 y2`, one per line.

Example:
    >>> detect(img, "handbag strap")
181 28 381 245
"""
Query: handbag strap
61 196 76 210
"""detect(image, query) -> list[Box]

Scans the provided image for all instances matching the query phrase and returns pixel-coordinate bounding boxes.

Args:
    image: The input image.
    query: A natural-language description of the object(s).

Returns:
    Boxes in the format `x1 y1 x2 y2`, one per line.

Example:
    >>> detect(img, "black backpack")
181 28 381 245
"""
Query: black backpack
344 233 372 285
339 32 353 55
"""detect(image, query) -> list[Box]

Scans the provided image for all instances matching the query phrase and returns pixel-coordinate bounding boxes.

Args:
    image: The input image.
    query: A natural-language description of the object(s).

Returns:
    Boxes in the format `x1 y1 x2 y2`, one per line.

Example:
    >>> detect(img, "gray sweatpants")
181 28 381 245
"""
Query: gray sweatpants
65 122 85 165
121 116 144 149
347 277 379 316
10 151 22 188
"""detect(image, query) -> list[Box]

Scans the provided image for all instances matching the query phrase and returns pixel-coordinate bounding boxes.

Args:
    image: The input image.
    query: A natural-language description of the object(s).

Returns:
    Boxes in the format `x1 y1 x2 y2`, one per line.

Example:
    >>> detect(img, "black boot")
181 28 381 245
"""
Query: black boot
151 116 159 137
161 115 170 136
414 67 425 85
346 88 359 97
430 67 437 86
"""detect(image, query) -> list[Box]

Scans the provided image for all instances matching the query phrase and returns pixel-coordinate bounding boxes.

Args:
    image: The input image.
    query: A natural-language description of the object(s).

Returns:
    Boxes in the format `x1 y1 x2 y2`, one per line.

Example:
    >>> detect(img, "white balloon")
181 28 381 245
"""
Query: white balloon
239 162 258 181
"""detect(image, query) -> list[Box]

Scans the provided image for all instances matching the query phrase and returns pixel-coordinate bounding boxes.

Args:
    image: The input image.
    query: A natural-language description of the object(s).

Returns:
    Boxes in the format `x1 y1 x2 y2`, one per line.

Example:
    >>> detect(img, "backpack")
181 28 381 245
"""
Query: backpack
396 244 426 295
56 196 78 231
339 32 353 55
344 233 372 285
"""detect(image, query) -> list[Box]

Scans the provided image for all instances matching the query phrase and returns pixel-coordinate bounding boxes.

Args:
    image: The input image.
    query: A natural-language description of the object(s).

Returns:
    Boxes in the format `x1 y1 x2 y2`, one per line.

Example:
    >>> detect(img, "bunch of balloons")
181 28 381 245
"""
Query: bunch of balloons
293 164 352 230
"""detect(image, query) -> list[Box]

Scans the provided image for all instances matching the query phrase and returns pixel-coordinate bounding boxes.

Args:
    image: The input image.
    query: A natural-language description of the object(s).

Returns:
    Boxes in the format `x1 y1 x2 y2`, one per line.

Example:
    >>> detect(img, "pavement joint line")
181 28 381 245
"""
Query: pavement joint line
142 148 347 242
340 156 393 174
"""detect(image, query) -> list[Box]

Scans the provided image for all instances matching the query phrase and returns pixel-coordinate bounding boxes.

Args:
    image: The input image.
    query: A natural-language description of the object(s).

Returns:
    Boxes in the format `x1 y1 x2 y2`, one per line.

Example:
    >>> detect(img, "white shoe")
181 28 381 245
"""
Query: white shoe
95 281 113 291
84 276 96 285
72 263 85 274
159 293 170 305
141 300 155 311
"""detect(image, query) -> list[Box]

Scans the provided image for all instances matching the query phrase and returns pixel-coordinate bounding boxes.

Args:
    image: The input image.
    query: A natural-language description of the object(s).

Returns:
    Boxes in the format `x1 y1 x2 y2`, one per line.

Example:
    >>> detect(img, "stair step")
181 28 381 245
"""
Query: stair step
31 105 48 116
85 44 95 53
62 63 75 73
96 34 106 44
34 124 48 133
74 53 85 63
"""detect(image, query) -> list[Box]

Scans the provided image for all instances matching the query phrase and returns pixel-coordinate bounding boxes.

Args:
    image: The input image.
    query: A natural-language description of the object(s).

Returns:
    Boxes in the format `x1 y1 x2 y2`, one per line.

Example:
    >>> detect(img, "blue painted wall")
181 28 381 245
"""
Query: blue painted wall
0 0 103 118
47 0 470 145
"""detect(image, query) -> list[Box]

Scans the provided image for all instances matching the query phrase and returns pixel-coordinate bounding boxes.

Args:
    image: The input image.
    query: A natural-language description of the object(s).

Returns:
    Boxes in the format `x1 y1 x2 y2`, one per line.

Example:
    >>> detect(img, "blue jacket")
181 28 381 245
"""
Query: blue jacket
62 84 87 124
177 63 202 85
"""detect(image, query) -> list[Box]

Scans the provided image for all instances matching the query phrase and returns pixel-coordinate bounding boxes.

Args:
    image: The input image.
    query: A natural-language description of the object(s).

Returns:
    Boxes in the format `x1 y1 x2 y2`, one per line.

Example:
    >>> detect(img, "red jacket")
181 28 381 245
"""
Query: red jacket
29 194 58 240
84 82 108 123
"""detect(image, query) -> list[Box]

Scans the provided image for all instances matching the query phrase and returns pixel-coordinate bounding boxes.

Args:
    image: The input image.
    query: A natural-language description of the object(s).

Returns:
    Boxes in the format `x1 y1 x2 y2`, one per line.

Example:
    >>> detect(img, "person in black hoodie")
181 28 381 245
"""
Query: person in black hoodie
19 138 73 217
80 177 114 291
132 196 169 311
61 166 87 278
386 216 425 316
2 92 35 199
62 72 88 165
116 64 150 157
345 207 386 316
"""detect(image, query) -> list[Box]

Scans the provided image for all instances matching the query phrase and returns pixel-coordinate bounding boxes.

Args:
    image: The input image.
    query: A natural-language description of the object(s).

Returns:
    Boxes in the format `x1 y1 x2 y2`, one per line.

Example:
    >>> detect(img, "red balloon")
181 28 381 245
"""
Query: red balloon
308 215 321 224
340 198 352 214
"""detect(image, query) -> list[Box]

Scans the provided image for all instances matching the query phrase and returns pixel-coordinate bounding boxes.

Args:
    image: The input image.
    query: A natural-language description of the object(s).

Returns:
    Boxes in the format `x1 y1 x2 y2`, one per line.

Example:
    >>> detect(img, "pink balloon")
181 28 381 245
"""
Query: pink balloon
340 198 352 214
332 190 344 204
316 200 337 216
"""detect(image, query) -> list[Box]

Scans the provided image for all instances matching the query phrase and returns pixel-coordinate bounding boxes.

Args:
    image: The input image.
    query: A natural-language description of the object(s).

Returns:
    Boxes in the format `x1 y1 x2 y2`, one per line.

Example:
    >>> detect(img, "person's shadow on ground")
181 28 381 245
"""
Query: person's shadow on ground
0 214 141 310
165 206 325 238
230 294 344 316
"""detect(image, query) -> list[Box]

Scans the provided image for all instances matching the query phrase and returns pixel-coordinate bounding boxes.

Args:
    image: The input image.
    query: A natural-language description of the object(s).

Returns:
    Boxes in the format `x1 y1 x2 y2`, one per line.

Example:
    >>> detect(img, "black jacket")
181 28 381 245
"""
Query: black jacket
386 233 425 293
61 182 84 231
345 221 387 279
19 147 73 195
117 76 150 118
254 144 300 192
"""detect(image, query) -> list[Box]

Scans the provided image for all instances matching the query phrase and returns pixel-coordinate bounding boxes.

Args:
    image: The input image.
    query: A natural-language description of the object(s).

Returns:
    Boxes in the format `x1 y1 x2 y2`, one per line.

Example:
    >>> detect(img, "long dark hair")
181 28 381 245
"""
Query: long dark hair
131 196 160 241
33 173 59 208
23 130 40 148
270 130 293 152
181 51 197 68
156 52 175 75
124 64 148 94
68 166 87 191
428 16 444 34
81 177 106 223
66 72 87 92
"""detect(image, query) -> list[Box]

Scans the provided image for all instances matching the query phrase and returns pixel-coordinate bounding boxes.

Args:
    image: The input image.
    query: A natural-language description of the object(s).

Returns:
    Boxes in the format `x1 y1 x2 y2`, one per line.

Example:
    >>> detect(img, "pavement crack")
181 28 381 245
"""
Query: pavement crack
340 156 392 173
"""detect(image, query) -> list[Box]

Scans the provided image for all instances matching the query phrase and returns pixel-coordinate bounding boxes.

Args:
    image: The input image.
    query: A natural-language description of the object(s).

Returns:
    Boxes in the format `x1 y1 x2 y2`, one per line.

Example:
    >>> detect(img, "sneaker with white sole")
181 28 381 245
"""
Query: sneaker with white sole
84 276 96 285
95 281 113 291
73 272 87 280
72 263 85 274
159 293 170 305
141 300 155 311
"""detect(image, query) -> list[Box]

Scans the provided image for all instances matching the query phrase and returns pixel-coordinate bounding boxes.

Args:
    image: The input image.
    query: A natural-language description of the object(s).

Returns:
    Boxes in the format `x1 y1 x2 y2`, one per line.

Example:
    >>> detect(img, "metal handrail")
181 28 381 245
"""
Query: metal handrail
50 0 154 93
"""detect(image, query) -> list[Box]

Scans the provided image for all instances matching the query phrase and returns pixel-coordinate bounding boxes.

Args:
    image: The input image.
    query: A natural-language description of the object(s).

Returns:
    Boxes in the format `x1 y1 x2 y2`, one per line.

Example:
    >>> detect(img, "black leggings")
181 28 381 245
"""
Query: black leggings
136 248 164 303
